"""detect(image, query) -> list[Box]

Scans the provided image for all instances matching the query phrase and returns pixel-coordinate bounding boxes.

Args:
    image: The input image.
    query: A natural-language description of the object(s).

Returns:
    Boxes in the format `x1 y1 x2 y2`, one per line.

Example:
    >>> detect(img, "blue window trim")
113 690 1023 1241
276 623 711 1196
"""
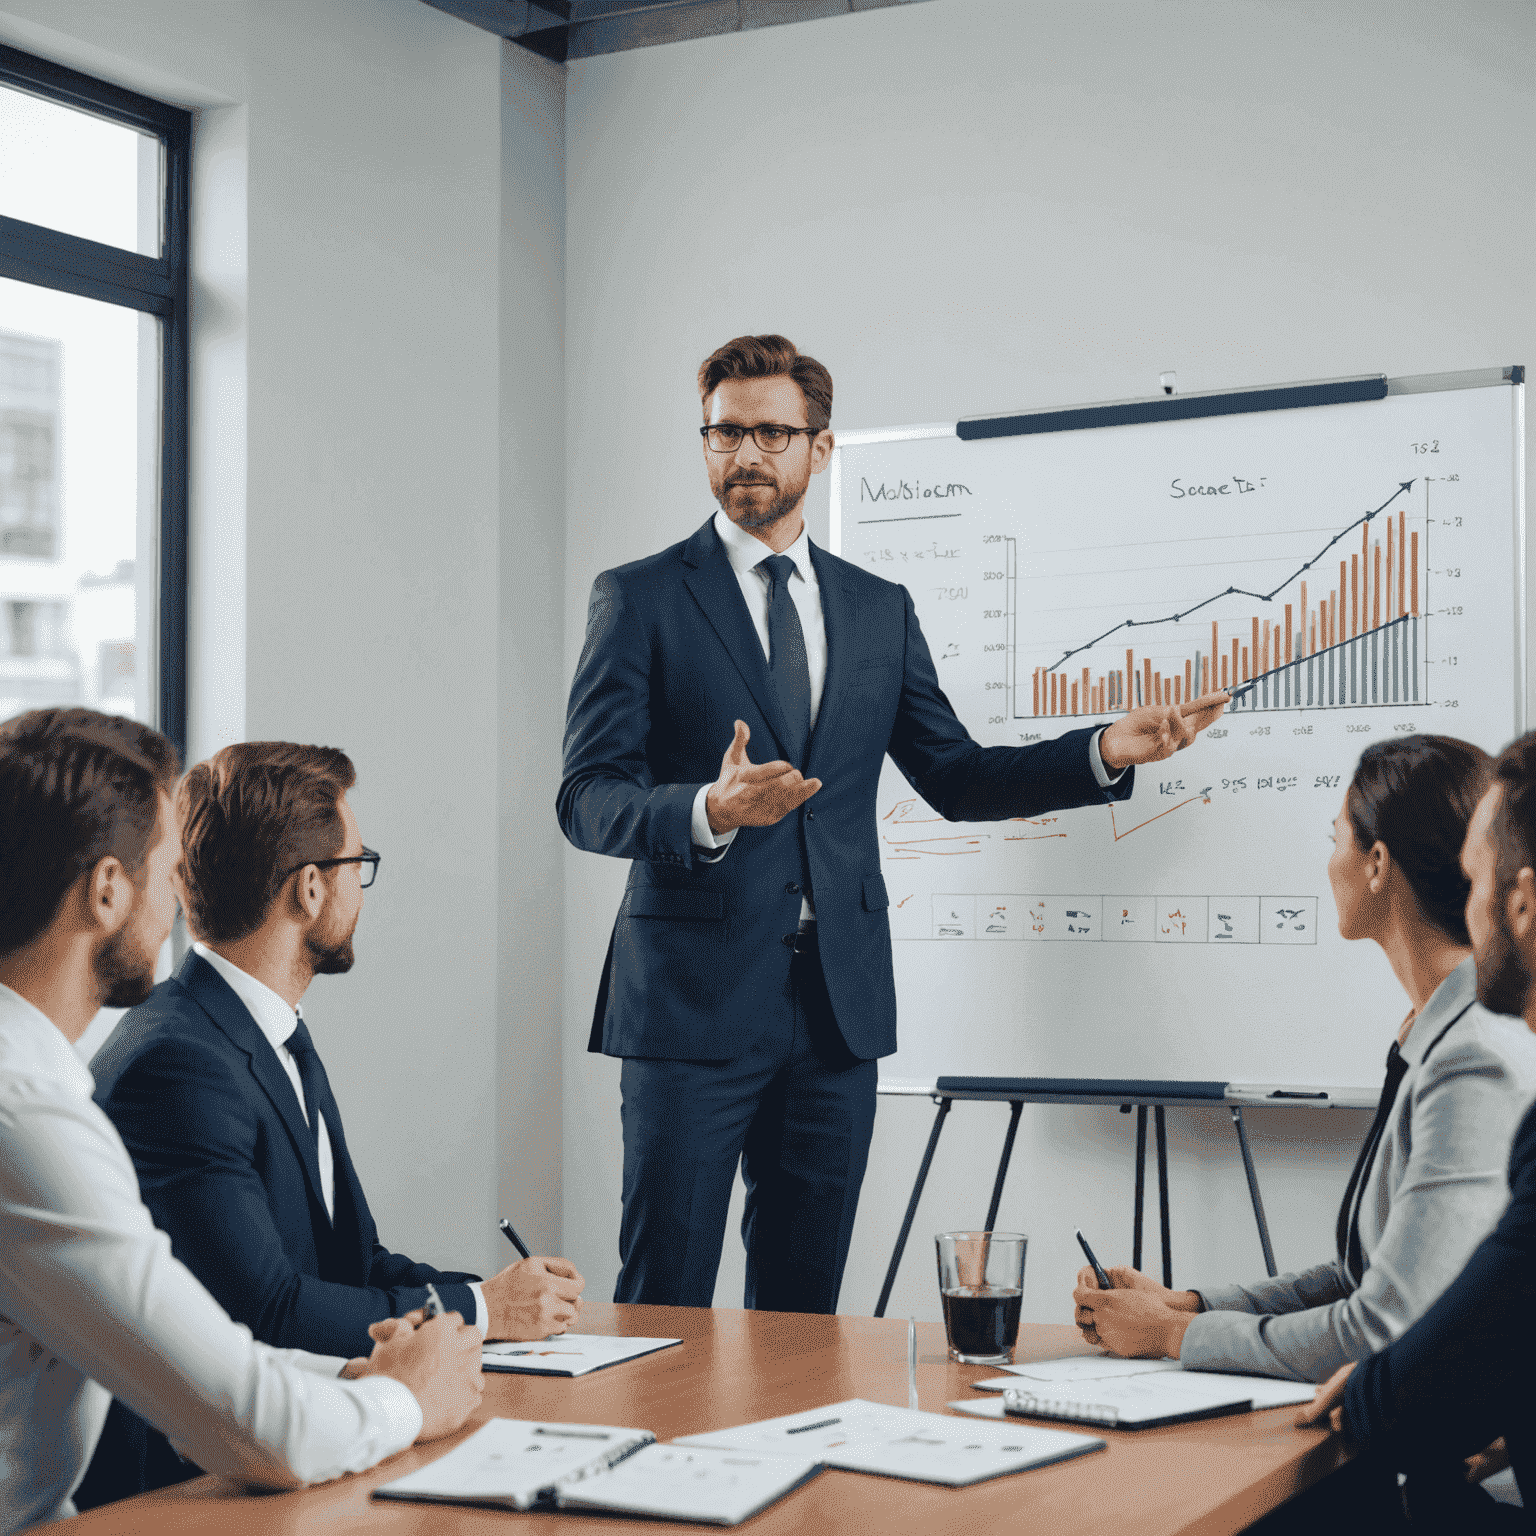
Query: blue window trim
0 43 190 762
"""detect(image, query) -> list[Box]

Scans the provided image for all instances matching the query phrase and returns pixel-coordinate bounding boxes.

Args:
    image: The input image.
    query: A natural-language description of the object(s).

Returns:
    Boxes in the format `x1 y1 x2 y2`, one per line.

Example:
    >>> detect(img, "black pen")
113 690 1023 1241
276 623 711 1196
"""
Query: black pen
498 1216 532 1259
1075 1229 1113 1290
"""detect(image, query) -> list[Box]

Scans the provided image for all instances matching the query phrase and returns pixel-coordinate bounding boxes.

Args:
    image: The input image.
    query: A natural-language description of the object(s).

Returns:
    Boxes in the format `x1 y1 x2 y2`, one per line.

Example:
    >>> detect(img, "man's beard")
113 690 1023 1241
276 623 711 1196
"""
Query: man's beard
306 925 356 976
94 923 157 1009
716 475 805 531
1476 906 1533 1017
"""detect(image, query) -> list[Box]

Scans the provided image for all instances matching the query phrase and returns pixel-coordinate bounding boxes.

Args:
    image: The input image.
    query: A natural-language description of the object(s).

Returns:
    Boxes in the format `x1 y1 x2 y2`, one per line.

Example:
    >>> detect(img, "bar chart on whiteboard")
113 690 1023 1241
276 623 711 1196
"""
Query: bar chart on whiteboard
833 376 1522 1087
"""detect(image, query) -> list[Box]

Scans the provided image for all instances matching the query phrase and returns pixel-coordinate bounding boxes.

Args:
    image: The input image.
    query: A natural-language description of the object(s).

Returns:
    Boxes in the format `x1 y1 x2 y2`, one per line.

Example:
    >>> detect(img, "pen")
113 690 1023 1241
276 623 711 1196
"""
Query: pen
907 1317 919 1411
498 1216 532 1259
422 1282 445 1319
1075 1229 1113 1290
1226 681 1256 702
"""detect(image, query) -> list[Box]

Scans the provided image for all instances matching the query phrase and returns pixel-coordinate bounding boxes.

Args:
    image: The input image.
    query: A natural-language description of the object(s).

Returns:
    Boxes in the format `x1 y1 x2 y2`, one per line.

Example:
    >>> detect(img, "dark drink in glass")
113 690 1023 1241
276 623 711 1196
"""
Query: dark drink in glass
935 1232 1027 1364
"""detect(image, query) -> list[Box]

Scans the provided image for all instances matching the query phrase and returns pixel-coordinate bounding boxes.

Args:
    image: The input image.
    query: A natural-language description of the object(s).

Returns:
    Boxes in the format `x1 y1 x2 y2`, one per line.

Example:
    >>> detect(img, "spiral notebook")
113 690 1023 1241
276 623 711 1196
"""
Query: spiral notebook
952 1377 1254 1430
373 1418 821 1525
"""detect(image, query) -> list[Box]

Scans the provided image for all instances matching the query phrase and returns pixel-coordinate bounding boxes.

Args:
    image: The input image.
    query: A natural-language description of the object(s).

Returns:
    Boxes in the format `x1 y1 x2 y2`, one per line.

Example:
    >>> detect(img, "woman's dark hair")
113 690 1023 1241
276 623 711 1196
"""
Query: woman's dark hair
1346 734 1492 944
0 708 180 959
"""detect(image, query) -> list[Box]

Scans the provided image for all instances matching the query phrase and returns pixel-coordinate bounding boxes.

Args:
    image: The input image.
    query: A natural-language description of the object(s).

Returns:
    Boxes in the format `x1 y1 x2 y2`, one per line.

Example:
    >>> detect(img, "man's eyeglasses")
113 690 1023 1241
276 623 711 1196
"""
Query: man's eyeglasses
700 423 819 454
280 846 381 889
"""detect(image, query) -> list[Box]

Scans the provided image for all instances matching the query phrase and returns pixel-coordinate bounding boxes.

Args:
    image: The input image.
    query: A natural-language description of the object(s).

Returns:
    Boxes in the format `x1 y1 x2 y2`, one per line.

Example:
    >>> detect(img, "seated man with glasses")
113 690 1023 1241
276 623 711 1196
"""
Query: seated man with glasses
79 742 584 1507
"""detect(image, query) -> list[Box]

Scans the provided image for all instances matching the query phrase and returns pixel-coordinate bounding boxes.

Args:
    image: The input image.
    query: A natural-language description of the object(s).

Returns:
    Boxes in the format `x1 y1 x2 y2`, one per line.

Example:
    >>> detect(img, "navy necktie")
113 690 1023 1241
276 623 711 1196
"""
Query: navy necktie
758 554 811 765
284 1017 330 1161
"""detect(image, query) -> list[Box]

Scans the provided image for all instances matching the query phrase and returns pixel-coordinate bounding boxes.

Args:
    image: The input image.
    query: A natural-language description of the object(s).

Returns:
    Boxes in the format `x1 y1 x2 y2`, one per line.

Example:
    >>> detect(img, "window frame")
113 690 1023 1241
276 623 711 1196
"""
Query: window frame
0 43 190 759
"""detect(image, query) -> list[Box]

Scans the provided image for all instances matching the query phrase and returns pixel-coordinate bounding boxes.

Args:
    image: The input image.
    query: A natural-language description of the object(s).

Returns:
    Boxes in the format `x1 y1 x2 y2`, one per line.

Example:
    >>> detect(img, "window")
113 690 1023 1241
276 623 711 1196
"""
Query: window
0 45 189 756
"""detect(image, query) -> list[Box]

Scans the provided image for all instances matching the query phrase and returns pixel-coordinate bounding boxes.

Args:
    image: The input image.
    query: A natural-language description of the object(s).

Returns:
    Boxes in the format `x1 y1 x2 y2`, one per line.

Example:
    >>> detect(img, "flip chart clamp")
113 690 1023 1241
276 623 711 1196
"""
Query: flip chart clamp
872 1078 1301 1318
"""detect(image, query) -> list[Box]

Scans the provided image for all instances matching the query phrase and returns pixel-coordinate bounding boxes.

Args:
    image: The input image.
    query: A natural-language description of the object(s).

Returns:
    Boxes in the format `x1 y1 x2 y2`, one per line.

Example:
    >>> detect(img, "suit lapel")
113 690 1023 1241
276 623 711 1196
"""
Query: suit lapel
174 952 331 1226
807 543 860 774
681 518 795 760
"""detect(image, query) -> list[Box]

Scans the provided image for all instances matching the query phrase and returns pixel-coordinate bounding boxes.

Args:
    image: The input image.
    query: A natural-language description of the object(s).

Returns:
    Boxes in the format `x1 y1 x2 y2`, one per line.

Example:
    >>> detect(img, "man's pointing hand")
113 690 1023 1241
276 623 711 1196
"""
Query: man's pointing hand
705 720 821 835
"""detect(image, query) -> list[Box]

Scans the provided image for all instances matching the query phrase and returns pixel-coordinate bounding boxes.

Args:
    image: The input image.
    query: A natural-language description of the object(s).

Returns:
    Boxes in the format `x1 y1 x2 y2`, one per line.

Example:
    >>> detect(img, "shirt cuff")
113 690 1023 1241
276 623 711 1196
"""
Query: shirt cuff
349 1374 425 1452
690 783 738 859
1089 727 1127 787
468 1280 489 1338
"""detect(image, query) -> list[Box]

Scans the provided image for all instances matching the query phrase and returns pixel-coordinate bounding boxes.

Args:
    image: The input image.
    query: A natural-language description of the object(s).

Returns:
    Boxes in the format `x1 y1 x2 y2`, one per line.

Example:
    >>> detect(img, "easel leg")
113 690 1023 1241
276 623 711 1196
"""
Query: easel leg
1132 1106 1147 1272
1155 1105 1172 1289
983 1100 1024 1231
875 1097 952 1318
1230 1107 1278 1278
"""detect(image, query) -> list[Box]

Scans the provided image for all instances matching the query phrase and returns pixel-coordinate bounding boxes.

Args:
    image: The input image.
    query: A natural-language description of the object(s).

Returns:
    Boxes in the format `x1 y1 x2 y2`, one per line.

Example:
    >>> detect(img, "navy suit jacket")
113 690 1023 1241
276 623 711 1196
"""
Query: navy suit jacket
92 952 480 1360
558 517 1134 1063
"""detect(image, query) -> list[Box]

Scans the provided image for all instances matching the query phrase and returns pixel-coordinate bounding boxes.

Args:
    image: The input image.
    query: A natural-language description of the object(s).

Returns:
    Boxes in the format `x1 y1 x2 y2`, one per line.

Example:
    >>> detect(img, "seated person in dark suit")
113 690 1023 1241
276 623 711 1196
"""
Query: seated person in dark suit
80 741 583 1506
1299 729 1536 1530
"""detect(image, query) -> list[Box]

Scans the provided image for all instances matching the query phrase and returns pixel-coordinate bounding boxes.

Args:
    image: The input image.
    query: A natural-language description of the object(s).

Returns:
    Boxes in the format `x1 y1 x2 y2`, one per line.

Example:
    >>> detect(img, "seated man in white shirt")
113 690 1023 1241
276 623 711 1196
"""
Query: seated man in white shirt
84 738 584 1503
0 707 484 1534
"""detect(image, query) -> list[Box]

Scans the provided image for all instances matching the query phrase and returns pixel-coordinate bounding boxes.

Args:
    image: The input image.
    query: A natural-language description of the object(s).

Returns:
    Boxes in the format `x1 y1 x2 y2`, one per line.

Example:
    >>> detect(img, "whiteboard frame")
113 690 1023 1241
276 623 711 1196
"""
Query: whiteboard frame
829 365 1527 732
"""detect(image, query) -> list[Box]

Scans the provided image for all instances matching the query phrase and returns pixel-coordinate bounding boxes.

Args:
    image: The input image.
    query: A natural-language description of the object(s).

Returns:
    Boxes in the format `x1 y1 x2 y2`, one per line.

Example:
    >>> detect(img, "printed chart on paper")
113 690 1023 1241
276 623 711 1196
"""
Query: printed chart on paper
833 379 1522 1087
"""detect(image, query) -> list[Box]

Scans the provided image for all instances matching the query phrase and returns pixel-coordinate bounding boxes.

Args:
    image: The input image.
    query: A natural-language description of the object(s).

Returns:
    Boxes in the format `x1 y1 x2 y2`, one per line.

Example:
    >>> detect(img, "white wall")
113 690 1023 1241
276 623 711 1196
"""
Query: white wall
562 0 1536 1322
0 0 566 1283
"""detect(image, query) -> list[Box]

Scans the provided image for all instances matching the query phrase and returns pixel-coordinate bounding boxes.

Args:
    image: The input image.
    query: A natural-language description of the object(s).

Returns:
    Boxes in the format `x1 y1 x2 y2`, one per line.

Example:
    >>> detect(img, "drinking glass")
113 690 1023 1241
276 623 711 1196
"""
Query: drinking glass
935 1231 1026 1365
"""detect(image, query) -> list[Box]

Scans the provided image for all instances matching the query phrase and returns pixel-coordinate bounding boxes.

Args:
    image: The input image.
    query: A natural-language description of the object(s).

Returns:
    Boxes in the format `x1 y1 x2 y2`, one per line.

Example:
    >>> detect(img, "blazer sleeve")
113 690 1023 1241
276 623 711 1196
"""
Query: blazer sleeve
557 570 702 870
102 1037 472 1360
885 584 1134 821
1184 1034 1525 1382
1343 1107 1536 1457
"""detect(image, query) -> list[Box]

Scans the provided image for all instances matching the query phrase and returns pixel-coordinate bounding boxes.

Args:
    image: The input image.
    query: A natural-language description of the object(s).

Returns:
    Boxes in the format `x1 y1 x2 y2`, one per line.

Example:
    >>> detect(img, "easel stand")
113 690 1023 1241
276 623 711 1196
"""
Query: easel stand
873 1078 1283 1318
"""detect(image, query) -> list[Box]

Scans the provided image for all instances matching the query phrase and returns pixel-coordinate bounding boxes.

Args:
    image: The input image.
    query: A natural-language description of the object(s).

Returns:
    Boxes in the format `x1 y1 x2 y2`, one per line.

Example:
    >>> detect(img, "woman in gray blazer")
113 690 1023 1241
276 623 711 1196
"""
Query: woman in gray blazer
1073 735 1536 1384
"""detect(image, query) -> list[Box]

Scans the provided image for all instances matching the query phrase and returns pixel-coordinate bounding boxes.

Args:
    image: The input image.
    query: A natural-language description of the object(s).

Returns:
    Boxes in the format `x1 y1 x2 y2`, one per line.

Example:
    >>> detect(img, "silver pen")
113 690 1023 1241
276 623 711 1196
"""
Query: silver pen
422 1282 445 1320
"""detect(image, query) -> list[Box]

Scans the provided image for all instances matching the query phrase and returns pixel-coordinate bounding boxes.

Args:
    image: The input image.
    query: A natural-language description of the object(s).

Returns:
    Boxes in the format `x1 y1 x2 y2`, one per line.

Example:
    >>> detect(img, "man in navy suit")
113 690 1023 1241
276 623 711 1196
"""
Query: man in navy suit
83 741 583 1502
559 334 1228 1313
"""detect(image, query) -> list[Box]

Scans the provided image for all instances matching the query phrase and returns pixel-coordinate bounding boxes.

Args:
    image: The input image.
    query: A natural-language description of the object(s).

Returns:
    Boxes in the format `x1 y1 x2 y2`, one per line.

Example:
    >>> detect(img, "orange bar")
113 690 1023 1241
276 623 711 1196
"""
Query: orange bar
1184 659 1192 699
1311 615 1317 656
1050 673 1057 715
1220 653 1229 689
1386 519 1395 621
1071 681 1079 715
1211 621 1219 676
1033 669 1040 716
1201 656 1209 694
1252 616 1260 675
1082 666 1090 712
1372 541 1381 630
1399 509 1406 616
1241 645 1250 680
1153 671 1162 705
1351 554 1359 636
1232 637 1240 684
1262 621 1271 675
1320 599 1328 650
1340 560 1348 637
1411 530 1419 616
1143 658 1152 706
1175 676 1183 706
1285 603 1293 664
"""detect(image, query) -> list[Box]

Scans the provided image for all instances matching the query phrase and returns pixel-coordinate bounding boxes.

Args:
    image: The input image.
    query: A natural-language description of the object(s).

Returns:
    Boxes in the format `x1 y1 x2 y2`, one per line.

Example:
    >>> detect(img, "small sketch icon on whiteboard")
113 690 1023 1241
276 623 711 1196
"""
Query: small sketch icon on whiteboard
1103 896 1154 942
1261 896 1318 945
1057 898 1101 941
978 897 1011 940
1156 896 1209 943
1209 897 1260 944
932 895 974 939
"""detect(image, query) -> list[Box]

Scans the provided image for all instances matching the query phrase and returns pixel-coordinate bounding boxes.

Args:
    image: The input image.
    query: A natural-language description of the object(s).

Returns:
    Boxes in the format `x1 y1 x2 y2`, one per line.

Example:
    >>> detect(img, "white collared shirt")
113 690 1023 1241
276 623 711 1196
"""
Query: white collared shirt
192 944 487 1335
689 509 1122 911
0 982 423 1533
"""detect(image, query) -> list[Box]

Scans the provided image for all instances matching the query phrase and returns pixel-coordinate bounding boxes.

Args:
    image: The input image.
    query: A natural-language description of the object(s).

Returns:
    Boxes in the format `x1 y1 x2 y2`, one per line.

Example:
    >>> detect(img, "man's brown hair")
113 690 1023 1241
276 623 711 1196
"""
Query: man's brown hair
0 708 180 959
1491 731 1536 893
178 742 356 943
697 335 833 432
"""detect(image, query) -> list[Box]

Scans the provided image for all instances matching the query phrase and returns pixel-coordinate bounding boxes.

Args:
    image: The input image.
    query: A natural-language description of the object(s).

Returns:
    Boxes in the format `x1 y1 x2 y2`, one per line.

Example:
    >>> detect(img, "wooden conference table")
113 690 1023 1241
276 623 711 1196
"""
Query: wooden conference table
61 1304 1347 1536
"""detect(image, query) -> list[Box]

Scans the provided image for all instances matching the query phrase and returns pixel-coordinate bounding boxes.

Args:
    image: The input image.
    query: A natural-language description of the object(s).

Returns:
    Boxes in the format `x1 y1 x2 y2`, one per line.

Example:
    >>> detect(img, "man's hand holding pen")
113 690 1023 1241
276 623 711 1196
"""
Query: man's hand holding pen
337 1305 484 1441
480 1255 586 1341
1098 691 1229 771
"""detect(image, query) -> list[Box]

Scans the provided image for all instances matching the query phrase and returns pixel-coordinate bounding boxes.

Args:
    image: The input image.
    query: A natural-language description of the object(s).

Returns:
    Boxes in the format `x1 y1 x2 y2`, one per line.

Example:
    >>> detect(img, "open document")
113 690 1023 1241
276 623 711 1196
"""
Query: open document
675 1398 1103 1486
480 1334 681 1376
374 1419 820 1526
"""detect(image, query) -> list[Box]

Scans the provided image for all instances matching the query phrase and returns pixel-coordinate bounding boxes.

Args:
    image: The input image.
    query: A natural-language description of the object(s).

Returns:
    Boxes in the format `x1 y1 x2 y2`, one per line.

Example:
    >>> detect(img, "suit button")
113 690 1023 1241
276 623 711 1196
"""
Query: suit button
782 933 797 948
786 882 801 894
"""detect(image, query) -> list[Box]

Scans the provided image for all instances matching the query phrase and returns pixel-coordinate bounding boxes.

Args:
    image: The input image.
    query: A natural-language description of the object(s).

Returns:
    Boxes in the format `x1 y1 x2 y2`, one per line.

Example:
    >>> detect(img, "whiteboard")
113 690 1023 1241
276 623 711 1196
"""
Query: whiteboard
832 369 1525 1092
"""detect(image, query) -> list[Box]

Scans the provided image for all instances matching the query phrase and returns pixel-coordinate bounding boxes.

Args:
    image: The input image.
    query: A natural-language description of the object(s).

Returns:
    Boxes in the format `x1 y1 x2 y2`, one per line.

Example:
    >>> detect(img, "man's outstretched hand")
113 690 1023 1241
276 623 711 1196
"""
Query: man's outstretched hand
705 720 821 835
1099 691 1229 772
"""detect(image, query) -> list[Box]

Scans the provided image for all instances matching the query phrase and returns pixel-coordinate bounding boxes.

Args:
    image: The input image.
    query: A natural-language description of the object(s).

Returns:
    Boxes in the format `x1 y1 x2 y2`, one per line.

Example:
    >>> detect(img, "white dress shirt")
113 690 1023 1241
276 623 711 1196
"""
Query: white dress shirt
192 944 487 1335
0 983 423 1533
689 510 1123 916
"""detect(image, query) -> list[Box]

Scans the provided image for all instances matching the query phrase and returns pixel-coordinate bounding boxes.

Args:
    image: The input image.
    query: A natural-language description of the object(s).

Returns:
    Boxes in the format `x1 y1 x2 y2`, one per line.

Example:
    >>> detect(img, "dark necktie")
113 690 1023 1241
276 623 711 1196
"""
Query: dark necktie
284 1017 330 1163
1336 1041 1409 1284
758 554 812 766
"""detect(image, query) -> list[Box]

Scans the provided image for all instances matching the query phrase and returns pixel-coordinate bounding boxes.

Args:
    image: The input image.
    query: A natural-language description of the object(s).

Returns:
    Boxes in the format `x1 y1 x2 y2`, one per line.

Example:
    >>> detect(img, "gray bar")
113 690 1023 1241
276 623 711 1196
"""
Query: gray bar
1413 618 1419 702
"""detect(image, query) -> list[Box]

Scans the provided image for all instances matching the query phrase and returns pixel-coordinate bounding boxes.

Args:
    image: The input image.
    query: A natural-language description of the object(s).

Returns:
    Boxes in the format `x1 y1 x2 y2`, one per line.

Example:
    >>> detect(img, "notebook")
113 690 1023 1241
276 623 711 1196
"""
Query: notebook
674 1398 1104 1486
373 1418 820 1525
480 1333 681 1376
